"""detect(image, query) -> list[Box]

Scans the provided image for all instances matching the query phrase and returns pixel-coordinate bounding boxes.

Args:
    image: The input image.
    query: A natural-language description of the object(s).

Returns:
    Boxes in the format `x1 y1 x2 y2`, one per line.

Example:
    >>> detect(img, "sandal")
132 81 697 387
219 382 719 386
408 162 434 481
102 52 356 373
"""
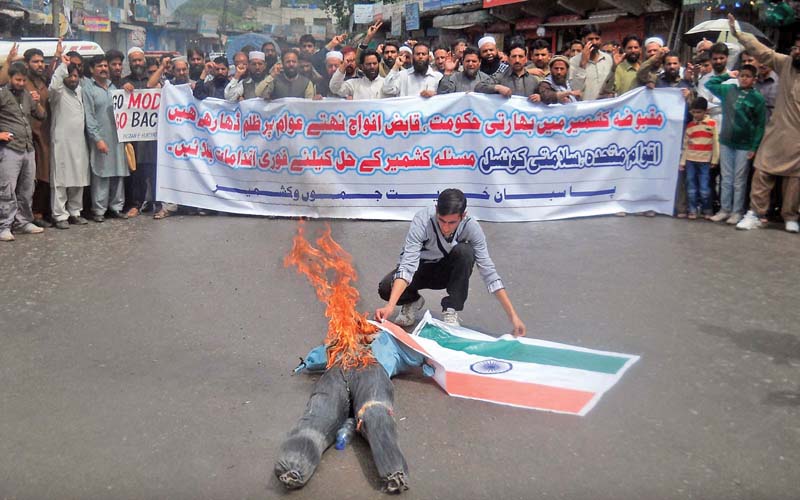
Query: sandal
153 208 170 220
126 207 140 218
688 213 697 220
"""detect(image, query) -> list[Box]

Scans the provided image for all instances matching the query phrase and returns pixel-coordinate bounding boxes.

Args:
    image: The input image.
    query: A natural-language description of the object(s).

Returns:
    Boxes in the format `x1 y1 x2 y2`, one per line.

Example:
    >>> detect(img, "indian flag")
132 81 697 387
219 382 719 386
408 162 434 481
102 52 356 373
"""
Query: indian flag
379 311 640 416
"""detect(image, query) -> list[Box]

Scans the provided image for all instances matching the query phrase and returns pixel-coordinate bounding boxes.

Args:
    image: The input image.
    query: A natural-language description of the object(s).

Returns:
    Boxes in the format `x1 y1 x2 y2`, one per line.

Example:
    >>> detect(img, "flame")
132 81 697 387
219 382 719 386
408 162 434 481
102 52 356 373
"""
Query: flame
284 220 377 370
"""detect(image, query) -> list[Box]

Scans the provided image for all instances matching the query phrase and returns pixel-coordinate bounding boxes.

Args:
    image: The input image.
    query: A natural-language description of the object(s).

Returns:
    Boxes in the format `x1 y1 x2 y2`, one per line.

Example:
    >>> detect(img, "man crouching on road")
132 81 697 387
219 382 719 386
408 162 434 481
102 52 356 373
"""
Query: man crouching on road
375 188 526 336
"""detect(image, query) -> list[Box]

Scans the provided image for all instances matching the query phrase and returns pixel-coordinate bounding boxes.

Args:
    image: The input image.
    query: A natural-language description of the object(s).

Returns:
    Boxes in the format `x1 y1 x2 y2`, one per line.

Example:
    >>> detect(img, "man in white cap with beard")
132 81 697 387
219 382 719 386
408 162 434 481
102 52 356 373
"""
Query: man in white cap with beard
316 50 343 97
382 42 442 97
478 36 508 77
225 50 269 101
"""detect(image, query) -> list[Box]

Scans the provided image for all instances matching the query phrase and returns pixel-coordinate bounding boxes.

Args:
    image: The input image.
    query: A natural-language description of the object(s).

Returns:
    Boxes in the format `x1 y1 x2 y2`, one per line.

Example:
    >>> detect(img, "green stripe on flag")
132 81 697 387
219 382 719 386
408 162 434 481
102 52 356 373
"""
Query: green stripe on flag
418 324 629 374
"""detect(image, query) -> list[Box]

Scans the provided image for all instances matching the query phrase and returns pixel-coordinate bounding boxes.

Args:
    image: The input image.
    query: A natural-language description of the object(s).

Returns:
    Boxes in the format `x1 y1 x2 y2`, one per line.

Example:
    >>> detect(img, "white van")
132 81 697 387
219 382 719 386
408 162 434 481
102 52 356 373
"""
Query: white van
0 38 105 62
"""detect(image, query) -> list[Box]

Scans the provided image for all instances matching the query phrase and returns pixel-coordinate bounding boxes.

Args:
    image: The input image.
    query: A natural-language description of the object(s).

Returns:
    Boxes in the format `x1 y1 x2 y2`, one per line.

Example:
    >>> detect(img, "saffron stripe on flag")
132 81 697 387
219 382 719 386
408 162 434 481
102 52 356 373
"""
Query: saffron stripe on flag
416 323 630 375
445 371 596 414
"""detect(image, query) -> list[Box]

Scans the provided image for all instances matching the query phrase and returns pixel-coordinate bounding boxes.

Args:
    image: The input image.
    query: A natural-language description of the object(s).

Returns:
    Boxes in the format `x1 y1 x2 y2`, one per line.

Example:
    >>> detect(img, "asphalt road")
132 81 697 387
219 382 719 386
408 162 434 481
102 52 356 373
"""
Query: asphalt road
1 214 798 500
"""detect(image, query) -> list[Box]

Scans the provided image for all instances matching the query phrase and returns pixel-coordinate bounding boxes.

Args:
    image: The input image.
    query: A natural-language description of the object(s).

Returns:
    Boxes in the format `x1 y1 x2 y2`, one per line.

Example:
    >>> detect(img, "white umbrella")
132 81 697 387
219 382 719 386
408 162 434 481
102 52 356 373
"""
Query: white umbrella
684 18 771 46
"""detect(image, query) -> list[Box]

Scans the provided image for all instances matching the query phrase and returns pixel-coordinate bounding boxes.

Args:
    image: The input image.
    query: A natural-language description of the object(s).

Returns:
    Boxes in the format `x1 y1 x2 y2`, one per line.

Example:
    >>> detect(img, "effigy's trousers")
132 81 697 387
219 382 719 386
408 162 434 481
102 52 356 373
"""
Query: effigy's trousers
274 363 408 488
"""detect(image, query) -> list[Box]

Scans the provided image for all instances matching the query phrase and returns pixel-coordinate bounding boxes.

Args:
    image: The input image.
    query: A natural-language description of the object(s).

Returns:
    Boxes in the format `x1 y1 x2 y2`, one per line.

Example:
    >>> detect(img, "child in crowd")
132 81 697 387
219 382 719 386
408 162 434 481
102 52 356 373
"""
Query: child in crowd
679 97 719 219
705 64 766 225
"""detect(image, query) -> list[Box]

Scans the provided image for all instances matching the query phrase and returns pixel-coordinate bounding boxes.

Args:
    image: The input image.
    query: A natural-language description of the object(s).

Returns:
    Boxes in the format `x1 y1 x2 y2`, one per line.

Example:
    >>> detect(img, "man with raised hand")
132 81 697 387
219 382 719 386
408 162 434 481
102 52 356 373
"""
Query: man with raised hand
568 24 615 100
330 49 385 100
381 42 442 98
437 46 490 94
727 14 800 233
476 41 542 102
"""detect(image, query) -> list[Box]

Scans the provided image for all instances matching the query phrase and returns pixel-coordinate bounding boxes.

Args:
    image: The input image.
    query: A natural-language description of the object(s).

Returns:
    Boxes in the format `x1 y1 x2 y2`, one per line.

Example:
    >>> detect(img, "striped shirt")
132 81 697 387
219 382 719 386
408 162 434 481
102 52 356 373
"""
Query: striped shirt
680 116 720 165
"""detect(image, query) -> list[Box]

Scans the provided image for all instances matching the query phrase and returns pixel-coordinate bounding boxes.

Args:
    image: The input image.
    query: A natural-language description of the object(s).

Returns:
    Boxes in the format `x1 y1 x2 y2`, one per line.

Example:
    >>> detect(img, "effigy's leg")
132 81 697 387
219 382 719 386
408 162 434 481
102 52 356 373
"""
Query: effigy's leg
274 367 349 489
350 364 409 493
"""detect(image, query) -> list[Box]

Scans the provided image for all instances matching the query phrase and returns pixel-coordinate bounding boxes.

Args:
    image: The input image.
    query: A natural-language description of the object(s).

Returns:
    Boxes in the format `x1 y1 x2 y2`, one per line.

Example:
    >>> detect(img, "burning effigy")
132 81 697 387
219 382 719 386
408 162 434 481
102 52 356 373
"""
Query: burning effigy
275 221 415 494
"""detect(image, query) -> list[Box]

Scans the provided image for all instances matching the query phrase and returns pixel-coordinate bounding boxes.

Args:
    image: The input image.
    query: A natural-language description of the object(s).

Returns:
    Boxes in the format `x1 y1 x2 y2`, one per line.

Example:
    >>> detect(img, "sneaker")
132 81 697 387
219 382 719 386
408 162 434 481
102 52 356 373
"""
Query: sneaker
18 223 44 234
726 213 743 225
736 211 763 230
442 308 460 326
709 211 730 222
54 220 70 230
68 215 89 225
0 229 14 241
394 296 425 327
382 471 409 494
32 218 52 228
785 220 799 233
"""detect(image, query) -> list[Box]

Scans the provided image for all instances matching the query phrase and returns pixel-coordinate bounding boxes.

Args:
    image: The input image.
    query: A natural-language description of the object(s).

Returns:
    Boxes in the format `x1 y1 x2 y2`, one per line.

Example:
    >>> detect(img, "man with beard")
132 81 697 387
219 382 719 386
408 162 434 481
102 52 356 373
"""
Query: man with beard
728 16 800 233
476 41 542 102
341 48 361 80
378 40 400 77
121 47 154 218
187 47 205 82
478 36 508 77
437 46 490 93
382 42 442 97
569 24 614 100
48 55 90 229
0 62 47 241
316 50 343 98
526 39 551 78
82 55 127 223
145 56 191 88
330 49 385 99
614 35 642 95
106 49 124 88
22 48 54 227
638 48 692 98
257 49 316 100
297 53 324 92
539 55 581 104
261 41 279 71
193 56 230 100
225 51 269 101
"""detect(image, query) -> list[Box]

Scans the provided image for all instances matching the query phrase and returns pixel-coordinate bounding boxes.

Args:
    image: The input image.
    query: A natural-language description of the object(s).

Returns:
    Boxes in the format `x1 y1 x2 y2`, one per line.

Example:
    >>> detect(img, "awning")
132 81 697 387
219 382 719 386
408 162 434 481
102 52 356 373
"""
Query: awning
541 14 619 27
432 9 494 29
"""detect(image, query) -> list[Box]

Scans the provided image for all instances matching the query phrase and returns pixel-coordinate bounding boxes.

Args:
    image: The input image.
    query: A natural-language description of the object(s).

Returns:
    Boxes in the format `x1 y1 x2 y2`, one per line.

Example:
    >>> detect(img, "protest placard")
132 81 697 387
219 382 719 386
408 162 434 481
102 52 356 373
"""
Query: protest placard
112 88 161 142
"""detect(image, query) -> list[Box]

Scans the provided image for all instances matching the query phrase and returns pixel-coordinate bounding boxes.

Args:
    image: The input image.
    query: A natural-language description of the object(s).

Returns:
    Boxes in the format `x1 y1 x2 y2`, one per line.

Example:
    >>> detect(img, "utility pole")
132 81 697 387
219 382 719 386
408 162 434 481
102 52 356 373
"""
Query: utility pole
51 0 63 37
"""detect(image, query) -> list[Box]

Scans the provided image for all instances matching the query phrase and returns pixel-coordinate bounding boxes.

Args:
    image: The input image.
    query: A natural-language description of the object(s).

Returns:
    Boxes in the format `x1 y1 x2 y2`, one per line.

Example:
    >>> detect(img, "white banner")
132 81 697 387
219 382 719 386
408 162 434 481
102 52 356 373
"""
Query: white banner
112 88 161 142
156 84 685 222
353 3 374 24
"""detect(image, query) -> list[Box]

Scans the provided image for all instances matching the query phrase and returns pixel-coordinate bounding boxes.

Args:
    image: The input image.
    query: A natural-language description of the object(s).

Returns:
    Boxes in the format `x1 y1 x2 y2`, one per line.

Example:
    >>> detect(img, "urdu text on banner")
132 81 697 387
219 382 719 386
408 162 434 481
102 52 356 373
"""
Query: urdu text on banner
156 84 685 222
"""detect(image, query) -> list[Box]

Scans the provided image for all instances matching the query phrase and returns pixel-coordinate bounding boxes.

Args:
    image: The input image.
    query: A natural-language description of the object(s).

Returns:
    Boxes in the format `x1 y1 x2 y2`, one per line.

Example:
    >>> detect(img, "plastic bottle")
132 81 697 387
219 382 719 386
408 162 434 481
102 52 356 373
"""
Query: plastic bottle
335 418 356 450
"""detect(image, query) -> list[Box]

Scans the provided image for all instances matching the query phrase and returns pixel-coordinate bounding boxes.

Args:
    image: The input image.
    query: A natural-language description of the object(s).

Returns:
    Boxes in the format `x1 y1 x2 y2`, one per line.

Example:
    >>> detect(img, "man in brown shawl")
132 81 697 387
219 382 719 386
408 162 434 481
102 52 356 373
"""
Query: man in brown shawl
728 15 800 233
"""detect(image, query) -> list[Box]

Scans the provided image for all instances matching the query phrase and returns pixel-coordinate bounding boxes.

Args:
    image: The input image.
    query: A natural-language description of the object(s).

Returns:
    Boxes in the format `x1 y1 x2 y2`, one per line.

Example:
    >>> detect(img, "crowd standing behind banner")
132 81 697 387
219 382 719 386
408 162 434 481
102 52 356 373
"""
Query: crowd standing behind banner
1 13 799 242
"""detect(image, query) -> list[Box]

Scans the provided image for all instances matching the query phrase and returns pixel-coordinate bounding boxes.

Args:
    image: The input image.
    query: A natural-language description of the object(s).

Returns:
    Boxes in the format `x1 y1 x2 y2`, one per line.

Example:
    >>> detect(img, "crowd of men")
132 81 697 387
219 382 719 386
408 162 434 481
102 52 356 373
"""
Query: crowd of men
1 13 799 241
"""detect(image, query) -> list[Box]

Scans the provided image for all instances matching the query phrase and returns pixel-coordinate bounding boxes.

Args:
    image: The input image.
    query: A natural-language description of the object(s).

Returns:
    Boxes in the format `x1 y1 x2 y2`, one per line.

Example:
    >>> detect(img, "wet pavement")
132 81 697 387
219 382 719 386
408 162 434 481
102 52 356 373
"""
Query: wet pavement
1 213 799 499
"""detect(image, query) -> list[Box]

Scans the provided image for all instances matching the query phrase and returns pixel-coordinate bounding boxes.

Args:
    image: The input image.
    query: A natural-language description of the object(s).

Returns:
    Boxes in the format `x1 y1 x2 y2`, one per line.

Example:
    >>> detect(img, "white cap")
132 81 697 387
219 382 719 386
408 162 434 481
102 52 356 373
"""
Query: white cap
248 51 265 61
644 37 664 47
477 36 496 49
325 50 343 61
399 46 412 54
127 46 144 56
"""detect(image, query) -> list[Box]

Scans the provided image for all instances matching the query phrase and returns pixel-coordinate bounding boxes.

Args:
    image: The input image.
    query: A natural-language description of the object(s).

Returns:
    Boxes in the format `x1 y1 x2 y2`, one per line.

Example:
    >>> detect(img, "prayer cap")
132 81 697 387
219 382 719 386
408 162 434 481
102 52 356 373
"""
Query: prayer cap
477 36 496 49
249 51 266 61
326 50 343 61
644 37 664 47
127 46 144 56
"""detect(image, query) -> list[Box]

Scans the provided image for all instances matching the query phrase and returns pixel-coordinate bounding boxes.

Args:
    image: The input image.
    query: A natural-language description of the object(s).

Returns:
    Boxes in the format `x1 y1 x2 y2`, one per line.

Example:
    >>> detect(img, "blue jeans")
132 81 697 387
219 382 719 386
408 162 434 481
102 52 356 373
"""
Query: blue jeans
684 160 712 214
719 145 751 214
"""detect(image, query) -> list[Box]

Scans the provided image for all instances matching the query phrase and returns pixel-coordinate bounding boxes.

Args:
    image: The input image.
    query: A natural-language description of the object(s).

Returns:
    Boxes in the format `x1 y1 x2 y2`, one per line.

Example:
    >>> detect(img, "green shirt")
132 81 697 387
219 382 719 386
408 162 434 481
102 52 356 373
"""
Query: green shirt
614 60 640 95
705 74 766 152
